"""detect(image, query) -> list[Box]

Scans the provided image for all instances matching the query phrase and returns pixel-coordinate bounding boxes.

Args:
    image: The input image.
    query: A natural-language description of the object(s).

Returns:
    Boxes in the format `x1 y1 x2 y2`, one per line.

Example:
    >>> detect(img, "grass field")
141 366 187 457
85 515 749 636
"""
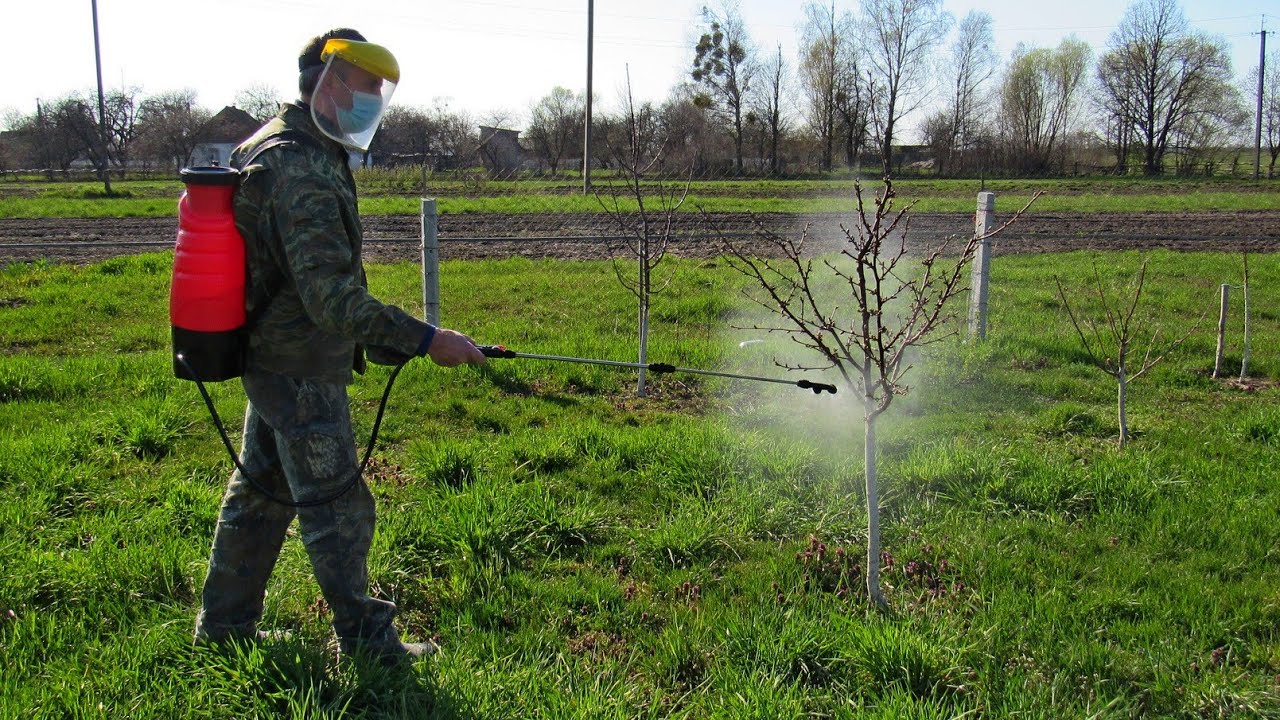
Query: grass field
1 250 1278 717
1 176 1277 218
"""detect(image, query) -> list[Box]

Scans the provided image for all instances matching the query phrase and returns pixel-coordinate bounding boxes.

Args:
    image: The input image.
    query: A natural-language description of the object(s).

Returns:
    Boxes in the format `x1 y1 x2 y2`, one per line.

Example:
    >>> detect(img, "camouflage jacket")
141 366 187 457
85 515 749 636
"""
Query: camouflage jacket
231 102 432 384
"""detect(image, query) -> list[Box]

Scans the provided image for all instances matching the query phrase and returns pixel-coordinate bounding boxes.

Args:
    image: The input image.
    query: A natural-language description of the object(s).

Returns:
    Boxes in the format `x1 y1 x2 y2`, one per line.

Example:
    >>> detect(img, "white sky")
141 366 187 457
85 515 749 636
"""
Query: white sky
4 0 1275 138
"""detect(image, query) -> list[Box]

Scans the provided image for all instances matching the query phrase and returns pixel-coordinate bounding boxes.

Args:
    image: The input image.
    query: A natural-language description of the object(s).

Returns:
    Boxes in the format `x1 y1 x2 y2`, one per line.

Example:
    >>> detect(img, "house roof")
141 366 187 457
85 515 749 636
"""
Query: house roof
199 106 261 144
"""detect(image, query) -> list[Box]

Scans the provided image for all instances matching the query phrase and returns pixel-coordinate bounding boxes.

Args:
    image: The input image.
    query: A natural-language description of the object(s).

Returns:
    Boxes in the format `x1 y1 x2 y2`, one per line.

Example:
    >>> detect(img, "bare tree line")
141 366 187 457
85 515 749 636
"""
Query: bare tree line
2 0 1273 179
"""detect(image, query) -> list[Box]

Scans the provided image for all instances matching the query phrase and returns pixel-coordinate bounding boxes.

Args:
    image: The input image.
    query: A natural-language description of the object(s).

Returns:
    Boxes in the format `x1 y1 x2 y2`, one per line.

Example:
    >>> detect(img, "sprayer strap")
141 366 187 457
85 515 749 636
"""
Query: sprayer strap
237 129 325 333
237 129 323 170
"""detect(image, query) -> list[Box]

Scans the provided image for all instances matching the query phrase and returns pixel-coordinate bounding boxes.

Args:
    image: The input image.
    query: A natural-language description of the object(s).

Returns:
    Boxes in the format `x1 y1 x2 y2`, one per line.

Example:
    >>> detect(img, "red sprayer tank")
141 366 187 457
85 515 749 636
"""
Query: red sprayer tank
170 166 245 381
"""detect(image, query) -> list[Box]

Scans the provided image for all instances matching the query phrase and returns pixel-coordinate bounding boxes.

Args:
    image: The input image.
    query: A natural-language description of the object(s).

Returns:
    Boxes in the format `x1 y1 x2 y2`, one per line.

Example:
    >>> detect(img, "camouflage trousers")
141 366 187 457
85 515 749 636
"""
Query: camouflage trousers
194 368 398 651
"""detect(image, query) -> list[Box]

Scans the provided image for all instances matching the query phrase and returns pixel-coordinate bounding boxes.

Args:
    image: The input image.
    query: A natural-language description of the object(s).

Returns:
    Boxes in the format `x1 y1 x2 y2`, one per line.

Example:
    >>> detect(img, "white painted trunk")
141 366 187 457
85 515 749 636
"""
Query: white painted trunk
1117 366 1128 448
863 367 886 607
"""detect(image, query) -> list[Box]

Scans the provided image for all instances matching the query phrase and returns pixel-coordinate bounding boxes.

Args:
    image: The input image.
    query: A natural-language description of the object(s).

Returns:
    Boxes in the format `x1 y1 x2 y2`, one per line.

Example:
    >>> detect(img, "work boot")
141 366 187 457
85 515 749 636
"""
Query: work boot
338 624 439 666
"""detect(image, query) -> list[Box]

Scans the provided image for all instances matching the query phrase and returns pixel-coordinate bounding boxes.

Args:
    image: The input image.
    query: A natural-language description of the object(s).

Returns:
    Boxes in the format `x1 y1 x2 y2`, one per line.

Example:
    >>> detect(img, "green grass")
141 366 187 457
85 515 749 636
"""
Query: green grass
1 176 1277 217
1 250 1279 717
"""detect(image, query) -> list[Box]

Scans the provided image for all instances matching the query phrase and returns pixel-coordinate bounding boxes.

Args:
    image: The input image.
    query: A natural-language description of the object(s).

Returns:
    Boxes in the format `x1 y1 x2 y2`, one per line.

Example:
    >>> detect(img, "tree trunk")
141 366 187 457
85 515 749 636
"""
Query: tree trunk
1117 366 1128 448
863 368 886 608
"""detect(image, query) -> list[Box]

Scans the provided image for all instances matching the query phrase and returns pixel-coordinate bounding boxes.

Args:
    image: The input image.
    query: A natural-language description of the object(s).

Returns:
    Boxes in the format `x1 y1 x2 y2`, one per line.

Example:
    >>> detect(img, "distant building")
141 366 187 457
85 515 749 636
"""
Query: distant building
477 126 522 175
191 106 260 167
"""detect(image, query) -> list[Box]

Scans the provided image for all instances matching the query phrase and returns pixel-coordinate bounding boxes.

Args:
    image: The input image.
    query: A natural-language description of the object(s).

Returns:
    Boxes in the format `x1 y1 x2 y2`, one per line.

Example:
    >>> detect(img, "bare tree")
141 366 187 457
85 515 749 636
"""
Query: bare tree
753 43 791 176
137 89 211 172
233 83 282 124
526 87 585 176
49 95 122 179
1257 51 1280 177
938 10 997 175
597 74 689 397
102 87 143 177
998 39 1092 175
691 0 757 175
1096 0 1238 175
1055 261 1197 448
719 180 1038 606
799 2 860 172
860 0 950 176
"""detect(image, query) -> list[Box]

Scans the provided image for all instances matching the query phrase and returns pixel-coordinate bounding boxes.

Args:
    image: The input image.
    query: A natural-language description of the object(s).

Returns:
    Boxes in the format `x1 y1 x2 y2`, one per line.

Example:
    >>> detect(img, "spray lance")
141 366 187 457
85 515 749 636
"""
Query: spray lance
475 345 838 395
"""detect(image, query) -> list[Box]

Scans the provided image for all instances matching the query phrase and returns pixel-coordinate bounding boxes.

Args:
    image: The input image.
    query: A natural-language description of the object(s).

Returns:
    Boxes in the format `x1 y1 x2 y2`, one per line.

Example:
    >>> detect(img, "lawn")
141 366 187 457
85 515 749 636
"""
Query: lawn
1 175 1277 218
0 249 1277 718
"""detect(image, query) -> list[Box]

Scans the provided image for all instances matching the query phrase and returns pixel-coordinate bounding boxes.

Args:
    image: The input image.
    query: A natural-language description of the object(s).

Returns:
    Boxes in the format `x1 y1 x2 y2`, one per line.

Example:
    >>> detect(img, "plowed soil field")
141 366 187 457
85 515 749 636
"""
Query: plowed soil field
2 211 1277 264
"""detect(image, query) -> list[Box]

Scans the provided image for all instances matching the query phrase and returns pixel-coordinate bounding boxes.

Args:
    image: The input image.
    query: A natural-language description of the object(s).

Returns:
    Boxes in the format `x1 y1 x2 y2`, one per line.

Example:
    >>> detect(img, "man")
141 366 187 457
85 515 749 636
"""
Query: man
193 28 485 663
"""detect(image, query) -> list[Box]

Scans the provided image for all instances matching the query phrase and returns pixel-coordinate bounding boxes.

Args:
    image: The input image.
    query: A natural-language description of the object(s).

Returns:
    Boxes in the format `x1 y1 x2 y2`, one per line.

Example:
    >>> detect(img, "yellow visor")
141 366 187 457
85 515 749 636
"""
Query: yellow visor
321 39 400 83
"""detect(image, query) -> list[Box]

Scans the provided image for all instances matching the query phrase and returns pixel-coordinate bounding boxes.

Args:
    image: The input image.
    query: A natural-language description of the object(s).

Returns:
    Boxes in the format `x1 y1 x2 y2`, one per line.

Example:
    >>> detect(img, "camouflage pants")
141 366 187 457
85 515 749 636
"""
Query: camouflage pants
194 368 398 650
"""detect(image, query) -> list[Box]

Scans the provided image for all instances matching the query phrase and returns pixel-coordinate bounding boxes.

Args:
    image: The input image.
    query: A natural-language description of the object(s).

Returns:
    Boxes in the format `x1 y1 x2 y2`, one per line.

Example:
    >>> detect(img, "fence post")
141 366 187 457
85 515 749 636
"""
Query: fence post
421 197 440 325
968 191 996 340
1213 283 1230 379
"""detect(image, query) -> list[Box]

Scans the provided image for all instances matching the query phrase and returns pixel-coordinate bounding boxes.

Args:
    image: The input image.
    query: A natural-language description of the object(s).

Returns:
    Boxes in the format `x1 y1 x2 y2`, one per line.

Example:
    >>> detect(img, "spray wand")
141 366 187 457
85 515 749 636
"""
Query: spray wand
477 345 837 395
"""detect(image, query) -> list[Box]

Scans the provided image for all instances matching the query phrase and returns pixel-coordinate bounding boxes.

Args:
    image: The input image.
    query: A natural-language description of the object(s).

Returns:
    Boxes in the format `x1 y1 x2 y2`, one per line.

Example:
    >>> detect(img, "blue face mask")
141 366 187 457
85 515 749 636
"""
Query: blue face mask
336 91 382 133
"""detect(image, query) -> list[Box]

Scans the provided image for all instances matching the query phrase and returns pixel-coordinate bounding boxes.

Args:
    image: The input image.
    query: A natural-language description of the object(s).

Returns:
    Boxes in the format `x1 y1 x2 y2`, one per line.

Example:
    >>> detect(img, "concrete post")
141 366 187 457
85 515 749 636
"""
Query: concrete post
968 191 996 339
421 198 440 325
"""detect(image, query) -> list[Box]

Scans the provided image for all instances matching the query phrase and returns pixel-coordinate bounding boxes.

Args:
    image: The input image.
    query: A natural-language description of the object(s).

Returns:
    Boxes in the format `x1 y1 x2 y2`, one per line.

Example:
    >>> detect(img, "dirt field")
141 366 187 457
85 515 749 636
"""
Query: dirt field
1 211 1277 265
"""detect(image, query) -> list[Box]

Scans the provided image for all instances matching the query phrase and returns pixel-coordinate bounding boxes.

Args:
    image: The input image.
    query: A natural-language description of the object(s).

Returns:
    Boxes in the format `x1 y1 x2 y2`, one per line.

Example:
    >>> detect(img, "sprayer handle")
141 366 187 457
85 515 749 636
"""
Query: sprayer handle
797 379 838 395
478 344 516 359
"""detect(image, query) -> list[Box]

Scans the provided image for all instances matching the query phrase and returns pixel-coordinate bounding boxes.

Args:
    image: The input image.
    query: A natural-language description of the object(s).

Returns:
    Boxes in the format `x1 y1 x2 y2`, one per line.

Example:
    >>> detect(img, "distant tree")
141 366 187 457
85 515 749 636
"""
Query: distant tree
860 0 951 176
658 84 724 175
998 39 1092 174
49 96 108 173
691 0 757 175
102 87 143 177
137 89 211 172
753 43 791 175
799 2 859 172
1096 0 1238 175
525 87 585 176
374 102 477 171
1258 51 1280 177
233 83 282 124
936 10 997 175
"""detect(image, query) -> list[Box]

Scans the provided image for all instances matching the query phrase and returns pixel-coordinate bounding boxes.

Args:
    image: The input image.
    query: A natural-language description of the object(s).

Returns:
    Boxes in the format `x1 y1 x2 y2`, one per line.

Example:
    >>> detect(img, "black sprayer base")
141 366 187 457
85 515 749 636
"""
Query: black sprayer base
172 326 244 382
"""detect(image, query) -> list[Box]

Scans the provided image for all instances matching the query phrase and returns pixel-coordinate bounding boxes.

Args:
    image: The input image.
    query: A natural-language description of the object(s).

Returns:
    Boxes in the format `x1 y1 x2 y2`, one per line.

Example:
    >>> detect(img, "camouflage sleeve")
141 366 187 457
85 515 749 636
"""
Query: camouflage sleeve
269 171 431 357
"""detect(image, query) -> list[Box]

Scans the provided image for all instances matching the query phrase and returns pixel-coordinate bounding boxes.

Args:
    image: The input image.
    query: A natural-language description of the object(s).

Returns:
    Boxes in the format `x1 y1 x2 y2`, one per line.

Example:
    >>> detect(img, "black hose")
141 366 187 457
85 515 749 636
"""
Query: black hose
177 353 405 508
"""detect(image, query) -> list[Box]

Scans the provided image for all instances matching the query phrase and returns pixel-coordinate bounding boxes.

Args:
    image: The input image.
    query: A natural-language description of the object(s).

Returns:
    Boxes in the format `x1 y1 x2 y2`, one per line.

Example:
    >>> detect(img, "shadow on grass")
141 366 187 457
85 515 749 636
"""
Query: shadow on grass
190 636 470 719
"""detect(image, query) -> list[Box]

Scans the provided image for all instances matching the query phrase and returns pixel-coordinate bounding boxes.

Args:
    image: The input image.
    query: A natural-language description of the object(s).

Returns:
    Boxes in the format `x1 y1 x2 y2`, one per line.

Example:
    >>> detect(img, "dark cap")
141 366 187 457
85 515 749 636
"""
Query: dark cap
298 28 367 71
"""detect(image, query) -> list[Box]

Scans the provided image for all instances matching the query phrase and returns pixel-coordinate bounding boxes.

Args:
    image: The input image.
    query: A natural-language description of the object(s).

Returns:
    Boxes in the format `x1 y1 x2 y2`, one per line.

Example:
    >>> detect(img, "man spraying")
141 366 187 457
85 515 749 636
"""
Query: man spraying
193 28 485 664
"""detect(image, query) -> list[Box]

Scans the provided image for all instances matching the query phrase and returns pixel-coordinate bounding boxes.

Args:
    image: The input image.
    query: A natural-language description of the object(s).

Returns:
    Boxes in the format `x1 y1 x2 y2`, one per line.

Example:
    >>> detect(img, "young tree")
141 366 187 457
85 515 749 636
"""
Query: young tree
860 0 950 176
998 39 1092 175
597 75 689 397
1055 261 1198 447
526 87 585 176
720 180 1038 606
1096 0 1237 175
691 1 757 175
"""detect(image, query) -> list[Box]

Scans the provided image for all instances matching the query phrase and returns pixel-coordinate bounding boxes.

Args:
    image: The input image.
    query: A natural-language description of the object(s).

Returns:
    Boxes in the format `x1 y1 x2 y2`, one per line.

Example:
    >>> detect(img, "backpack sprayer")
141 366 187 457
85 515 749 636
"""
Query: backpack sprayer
170 164 835 508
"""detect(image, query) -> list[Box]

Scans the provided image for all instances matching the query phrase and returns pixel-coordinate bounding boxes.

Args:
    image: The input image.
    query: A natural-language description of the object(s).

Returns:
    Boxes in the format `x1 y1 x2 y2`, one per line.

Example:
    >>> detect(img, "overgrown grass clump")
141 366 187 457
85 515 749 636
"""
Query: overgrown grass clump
0 250 1277 717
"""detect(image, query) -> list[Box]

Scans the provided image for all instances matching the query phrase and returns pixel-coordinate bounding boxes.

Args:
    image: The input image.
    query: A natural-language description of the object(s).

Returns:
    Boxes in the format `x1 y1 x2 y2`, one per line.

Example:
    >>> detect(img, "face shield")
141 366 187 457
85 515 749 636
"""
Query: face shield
310 38 399 152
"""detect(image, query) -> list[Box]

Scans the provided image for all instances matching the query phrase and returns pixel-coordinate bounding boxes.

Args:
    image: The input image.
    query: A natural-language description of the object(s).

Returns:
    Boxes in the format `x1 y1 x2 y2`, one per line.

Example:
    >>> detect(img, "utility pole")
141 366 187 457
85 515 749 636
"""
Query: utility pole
582 0 594 193
91 0 112 195
1255 22 1268 181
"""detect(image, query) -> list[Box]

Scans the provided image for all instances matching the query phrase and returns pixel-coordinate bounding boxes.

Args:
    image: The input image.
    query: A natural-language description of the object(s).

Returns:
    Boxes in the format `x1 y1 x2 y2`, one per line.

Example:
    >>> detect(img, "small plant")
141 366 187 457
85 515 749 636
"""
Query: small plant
1054 259 1198 448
